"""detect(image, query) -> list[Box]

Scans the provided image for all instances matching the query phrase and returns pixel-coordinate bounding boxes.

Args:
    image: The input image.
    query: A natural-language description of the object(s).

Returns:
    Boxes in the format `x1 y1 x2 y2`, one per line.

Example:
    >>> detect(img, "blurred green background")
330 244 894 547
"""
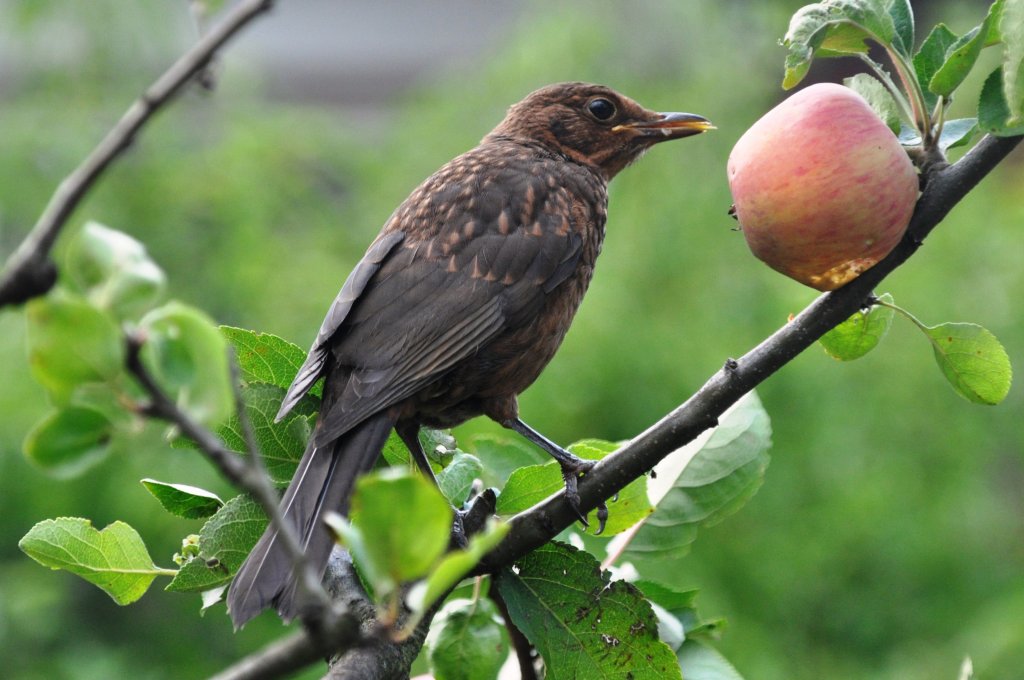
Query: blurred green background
1 1 1021 678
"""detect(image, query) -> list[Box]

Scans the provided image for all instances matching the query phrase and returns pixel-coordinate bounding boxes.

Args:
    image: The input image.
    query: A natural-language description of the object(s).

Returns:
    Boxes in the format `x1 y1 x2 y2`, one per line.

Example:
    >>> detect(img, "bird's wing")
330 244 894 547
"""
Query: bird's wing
276 231 406 420
312 165 593 444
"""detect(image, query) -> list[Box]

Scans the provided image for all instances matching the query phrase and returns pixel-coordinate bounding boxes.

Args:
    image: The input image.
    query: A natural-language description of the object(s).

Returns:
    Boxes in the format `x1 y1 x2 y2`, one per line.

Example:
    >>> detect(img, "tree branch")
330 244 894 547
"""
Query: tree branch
481 133 1022 569
0 0 276 308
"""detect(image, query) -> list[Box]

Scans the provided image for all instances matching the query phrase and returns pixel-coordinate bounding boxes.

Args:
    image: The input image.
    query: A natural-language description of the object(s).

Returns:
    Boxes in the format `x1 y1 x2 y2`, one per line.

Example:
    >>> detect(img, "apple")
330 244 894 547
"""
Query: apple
727 82 919 291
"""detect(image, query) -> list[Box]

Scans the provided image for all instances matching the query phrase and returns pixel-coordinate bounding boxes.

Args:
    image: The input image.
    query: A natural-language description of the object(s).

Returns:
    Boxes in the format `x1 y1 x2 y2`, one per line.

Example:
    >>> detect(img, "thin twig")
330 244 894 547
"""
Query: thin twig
0 0 275 307
480 133 1022 570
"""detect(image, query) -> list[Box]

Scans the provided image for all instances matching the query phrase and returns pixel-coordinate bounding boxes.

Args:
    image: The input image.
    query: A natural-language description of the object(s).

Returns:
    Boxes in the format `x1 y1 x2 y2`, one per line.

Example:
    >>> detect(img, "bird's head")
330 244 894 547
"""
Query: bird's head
487 82 713 180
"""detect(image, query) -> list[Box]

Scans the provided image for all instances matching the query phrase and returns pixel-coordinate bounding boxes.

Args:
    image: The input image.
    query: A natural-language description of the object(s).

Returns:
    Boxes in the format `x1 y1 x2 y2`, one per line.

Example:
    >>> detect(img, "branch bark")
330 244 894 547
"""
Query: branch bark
0 0 276 308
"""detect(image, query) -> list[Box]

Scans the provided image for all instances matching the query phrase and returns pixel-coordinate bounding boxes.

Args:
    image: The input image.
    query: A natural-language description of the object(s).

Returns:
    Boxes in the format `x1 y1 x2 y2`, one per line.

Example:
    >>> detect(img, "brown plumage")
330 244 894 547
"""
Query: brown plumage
228 82 712 627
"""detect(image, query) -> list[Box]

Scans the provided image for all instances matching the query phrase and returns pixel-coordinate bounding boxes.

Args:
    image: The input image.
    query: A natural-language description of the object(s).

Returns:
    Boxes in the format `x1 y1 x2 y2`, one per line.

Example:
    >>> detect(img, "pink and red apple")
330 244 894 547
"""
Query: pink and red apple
727 83 919 291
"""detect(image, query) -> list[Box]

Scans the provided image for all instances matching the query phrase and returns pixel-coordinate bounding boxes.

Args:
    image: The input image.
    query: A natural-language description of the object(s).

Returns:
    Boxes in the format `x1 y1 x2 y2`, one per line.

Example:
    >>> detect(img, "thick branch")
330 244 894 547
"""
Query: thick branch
0 0 275 308
482 133 1022 569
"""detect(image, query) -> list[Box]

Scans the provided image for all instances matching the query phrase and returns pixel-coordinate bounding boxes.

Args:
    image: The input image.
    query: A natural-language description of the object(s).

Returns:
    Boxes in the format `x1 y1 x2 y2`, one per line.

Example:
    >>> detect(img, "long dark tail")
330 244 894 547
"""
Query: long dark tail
227 410 396 628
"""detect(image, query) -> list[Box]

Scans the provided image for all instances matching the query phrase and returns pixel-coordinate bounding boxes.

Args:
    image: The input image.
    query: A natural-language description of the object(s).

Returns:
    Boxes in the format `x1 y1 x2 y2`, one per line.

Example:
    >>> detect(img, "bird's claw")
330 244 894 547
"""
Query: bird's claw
559 457 608 536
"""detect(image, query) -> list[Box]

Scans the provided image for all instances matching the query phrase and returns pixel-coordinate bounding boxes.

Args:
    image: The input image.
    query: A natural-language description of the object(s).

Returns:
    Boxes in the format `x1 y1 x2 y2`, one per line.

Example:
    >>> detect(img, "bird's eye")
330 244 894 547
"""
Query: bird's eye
587 97 617 121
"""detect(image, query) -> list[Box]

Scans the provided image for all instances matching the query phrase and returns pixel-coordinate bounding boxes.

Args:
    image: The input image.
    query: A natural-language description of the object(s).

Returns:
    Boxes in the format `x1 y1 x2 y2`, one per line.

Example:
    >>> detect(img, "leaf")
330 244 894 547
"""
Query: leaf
844 74 901 132
334 469 453 594
782 1 897 89
678 640 746 680
495 542 682 680
23 406 112 477
166 495 267 592
19 518 167 605
380 428 458 469
937 118 979 151
139 301 233 426
494 462 562 515
26 292 124 402
1002 0 1024 123
929 4 1001 98
913 23 959 112
216 383 313 484
436 453 483 506
468 434 545 488
220 327 317 396
887 0 914 58
923 322 1012 404
426 598 509 680
141 479 224 519
819 292 895 360
634 579 699 612
978 66 1024 135
66 221 166 320
623 392 771 565
414 519 509 615
496 439 652 536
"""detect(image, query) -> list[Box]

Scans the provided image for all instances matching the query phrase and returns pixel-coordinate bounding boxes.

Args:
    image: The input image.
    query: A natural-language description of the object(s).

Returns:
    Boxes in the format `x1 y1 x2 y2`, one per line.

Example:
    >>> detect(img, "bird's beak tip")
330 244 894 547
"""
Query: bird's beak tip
615 112 715 138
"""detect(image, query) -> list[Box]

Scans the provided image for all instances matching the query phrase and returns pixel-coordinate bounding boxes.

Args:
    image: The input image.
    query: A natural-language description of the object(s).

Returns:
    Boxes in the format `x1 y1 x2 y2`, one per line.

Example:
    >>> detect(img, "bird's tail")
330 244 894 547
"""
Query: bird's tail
227 410 396 628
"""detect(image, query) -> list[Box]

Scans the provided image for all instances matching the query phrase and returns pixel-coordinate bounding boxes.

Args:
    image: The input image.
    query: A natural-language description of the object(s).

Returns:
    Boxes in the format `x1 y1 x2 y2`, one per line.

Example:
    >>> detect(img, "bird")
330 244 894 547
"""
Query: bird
227 82 712 628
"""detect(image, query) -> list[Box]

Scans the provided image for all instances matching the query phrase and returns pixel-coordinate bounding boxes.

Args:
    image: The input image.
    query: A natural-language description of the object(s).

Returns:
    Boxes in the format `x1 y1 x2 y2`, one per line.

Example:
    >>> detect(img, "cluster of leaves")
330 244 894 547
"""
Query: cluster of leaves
18 222 772 678
784 0 1024 154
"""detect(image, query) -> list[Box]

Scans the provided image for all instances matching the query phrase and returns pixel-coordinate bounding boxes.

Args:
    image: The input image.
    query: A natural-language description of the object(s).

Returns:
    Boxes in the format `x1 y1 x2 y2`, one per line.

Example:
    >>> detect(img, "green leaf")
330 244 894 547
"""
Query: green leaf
436 453 483 506
26 292 124 402
937 118 979 151
624 392 771 565
141 479 224 519
495 542 682 680
913 24 959 112
820 292 895 360
979 66 1024 135
336 469 453 594
496 439 652 536
634 579 699 612
66 221 166 320
844 74 902 132
166 495 267 592
139 301 233 426
782 1 897 89
216 383 313 484
494 462 561 514
1002 0 1024 123
19 518 167 605
23 407 112 477
887 0 914 57
380 428 457 469
929 4 1001 98
678 640 746 680
468 434 545 488
923 322 1012 404
426 598 509 680
220 327 317 396
414 519 509 615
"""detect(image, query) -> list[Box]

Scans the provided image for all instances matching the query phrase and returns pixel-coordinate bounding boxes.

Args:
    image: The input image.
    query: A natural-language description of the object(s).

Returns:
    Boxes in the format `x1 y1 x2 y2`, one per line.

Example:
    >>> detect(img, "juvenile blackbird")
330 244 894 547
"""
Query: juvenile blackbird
228 82 711 627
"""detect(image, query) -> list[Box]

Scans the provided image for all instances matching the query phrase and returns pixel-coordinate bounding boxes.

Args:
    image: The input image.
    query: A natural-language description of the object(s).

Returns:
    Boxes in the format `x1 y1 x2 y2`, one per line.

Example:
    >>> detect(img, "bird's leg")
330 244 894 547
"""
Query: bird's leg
396 420 470 548
502 417 608 534
395 420 438 482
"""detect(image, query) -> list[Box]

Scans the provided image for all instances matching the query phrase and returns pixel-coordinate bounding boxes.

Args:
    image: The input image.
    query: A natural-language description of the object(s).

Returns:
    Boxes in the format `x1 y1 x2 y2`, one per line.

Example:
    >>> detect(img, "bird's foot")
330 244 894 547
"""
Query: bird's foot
450 486 498 549
558 456 608 535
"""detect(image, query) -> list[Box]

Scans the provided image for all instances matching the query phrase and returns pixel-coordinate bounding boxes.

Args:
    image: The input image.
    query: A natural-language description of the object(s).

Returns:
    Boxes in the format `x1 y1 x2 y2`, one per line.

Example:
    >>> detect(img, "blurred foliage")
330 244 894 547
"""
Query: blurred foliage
1 1 1022 679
